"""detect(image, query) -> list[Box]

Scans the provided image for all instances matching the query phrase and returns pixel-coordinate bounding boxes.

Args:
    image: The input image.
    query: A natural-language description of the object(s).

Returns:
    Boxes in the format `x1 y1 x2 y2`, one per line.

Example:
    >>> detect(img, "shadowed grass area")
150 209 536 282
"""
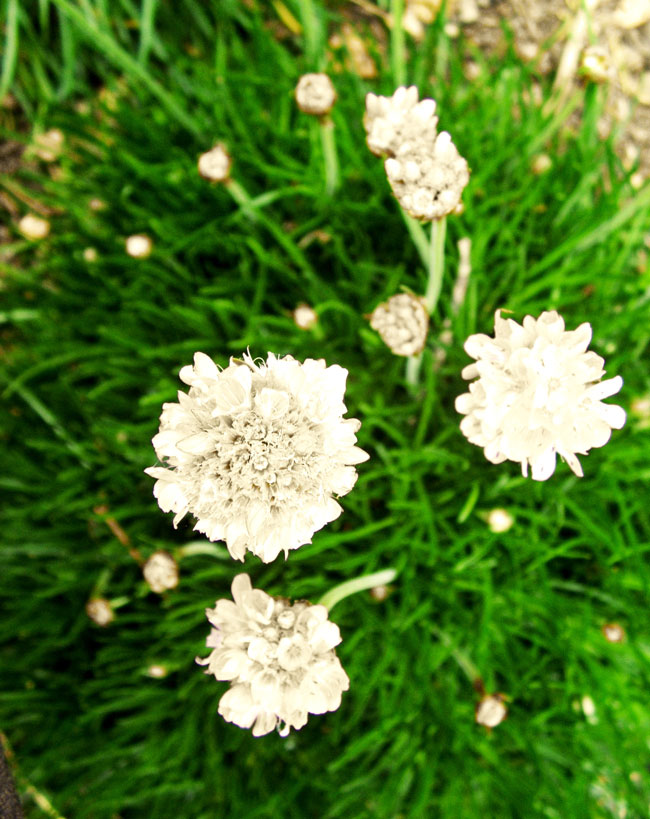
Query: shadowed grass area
1 2 650 817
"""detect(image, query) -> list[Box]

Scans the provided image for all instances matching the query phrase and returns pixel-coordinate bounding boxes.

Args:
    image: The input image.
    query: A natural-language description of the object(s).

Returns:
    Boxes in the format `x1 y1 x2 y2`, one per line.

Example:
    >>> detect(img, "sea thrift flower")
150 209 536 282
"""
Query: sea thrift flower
143 550 179 594
198 143 232 182
476 694 507 728
602 623 625 643
364 86 438 157
455 310 626 480
126 234 153 258
295 73 337 116
145 351 369 563
385 131 470 220
197 573 349 736
364 87 469 220
369 292 429 356
86 598 114 626
18 213 50 240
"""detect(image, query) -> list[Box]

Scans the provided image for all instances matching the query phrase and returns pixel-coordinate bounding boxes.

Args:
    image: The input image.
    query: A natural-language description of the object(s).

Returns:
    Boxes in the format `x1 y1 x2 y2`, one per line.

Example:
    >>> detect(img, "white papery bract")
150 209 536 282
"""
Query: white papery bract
145 351 369 563
197 574 350 737
455 310 626 481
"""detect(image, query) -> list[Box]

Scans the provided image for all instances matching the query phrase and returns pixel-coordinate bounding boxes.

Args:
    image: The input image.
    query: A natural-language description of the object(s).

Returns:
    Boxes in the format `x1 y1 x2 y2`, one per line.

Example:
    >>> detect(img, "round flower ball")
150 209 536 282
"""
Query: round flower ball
197 573 350 737
198 143 231 182
145 351 369 563
295 73 337 116
455 310 626 480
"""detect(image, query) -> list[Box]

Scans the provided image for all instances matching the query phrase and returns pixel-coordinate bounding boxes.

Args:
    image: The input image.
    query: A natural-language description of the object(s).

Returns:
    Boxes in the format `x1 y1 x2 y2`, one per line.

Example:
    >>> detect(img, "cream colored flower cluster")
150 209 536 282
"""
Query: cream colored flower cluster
197 574 349 737
364 86 469 220
146 351 369 563
369 293 429 356
455 310 626 480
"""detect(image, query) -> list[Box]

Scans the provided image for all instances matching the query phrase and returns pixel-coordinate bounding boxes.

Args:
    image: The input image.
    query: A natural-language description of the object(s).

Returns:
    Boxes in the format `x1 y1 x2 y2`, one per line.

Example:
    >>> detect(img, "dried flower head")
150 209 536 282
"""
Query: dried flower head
580 46 611 84
34 128 64 162
143 550 179 594
198 143 232 182
295 73 337 116
602 623 625 643
86 598 114 626
369 292 429 356
197 573 349 736
146 351 369 563
385 130 470 220
18 213 50 240
456 311 626 480
476 694 507 728
364 86 438 157
126 234 153 258
292 303 319 331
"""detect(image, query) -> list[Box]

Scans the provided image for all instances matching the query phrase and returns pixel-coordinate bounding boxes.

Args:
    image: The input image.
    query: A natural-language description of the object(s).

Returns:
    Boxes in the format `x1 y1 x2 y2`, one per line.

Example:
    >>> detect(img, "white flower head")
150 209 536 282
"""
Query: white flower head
292 303 319 331
476 694 507 728
369 292 429 356
364 86 438 157
198 143 232 182
19 213 50 240
455 310 626 481
486 507 514 533
385 131 470 220
126 234 153 258
197 573 350 737
143 550 179 594
295 73 337 116
146 351 369 563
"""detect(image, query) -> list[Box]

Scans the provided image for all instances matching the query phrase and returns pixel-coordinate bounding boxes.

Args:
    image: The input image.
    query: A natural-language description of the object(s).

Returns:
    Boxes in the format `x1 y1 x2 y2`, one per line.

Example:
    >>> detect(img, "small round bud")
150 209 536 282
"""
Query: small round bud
86 597 114 626
295 73 337 116
293 303 319 330
581 694 597 723
581 46 611 84
487 508 514 533
476 694 507 728
602 623 625 643
531 154 552 175
83 247 98 263
146 663 169 678
19 213 50 240
126 234 153 259
89 198 106 211
198 143 232 182
143 550 179 594
370 584 390 602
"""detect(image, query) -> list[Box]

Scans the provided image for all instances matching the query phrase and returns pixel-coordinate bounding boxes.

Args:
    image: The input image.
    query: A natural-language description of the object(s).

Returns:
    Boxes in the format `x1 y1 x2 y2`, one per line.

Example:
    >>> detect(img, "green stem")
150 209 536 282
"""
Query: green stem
401 210 430 268
320 117 339 196
225 178 258 222
405 217 446 387
318 568 398 612
431 626 481 683
424 216 447 314
390 0 406 87
296 0 320 66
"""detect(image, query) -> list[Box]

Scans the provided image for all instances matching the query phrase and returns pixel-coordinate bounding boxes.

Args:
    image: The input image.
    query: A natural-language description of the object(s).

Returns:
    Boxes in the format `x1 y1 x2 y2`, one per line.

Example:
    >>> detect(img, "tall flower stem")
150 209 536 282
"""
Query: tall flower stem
225 178 257 222
401 210 430 268
390 0 406 87
320 116 340 196
431 625 481 684
406 216 447 387
318 568 398 612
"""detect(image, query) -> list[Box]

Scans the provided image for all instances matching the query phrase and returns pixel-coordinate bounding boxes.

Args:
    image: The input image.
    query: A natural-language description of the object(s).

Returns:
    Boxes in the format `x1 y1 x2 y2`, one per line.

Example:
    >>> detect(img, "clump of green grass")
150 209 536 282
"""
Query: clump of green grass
1 2 650 817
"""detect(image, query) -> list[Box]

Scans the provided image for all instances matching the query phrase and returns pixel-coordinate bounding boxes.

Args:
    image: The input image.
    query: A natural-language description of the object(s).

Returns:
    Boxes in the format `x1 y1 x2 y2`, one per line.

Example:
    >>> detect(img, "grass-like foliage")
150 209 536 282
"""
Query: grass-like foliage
1 2 650 817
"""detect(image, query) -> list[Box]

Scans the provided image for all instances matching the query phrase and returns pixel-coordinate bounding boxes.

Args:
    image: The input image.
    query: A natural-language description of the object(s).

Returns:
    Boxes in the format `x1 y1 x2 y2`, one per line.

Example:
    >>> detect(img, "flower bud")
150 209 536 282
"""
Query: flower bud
86 597 114 626
476 694 507 728
143 550 179 594
198 143 232 182
18 213 50 240
126 234 153 259
295 73 337 116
